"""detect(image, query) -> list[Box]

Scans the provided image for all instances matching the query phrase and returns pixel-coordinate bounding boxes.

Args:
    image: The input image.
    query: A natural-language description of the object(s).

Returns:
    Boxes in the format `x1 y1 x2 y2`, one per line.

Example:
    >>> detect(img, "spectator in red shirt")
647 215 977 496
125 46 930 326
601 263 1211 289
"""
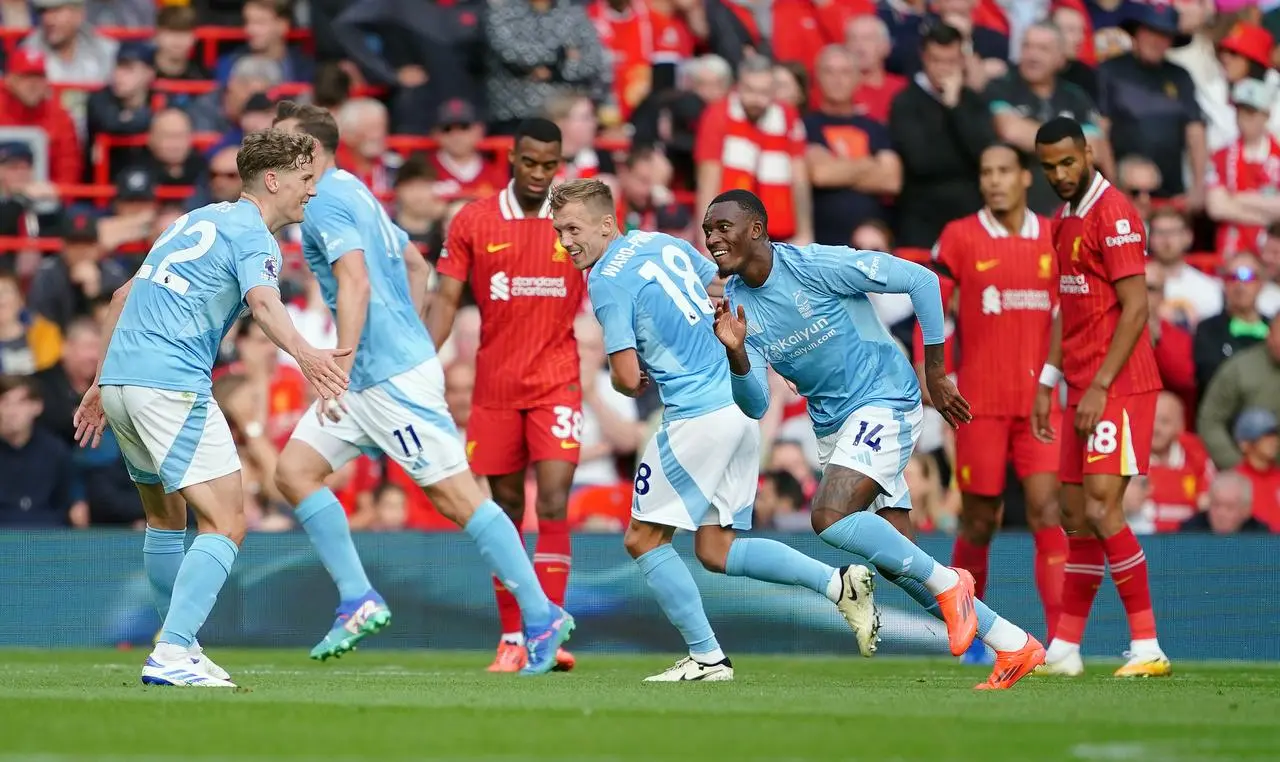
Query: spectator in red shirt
1144 260 1198 420
846 13 907 124
429 99 507 201
1231 408 1280 530
336 97 394 197
1146 392 1214 532
0 50 81 187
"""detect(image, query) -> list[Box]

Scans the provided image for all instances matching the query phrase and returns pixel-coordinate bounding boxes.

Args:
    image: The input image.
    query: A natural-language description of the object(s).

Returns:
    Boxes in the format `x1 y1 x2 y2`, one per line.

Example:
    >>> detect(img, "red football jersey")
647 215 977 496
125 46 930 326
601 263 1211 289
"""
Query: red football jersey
438 183 584 408
1207 136 1280 259
430 151 509 201
588 0 690 122
932 209 1057 417
1147 433 1214 532
1052 172 1162 404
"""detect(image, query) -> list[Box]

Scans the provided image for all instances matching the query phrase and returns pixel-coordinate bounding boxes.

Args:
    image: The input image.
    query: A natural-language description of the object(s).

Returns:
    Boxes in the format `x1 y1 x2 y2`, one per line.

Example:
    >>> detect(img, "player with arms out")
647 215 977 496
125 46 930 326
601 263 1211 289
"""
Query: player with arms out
550 179 878 681
1033 117 1170 678
932 143 1068 664
708 190 1045 690
72 130 352 687
427 119 581 673
271 104 575 674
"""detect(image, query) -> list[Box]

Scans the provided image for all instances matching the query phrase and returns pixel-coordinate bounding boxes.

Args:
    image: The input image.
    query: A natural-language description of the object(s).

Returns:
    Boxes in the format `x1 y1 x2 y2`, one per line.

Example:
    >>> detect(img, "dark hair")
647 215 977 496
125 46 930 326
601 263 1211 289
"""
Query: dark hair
394 153 437 188
921 23 964 50
312 62 351 110
762 470 805 510
1035 116 1087 148
156 5 197 31
982 141 1032 170
0 374 42 402
273 100 340 153
513 118 563 149
245 0 292 21
710 189 769 230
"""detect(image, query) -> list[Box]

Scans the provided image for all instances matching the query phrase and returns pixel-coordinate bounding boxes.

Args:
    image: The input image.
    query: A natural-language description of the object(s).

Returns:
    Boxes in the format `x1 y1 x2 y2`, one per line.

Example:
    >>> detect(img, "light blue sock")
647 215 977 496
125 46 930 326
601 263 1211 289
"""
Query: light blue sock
725 538 837 599
818 511 940 583
636 544 719 655
464 500 551 625
159 534 238 648
295 488 373 601
881 572 997 640
143 527 186 619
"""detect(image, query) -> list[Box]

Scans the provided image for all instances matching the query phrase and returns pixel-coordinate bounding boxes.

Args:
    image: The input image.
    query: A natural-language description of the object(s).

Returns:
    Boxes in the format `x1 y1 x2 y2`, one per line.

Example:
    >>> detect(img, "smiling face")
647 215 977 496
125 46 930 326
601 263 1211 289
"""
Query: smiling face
552 199 614 271
271 157 317 224
703 201 763 278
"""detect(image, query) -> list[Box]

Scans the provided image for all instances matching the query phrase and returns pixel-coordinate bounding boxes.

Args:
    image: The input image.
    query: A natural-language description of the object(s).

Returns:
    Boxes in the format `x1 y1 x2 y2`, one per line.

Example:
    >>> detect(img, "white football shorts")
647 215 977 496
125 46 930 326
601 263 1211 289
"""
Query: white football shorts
101 384 241 494
290 358 469 487
632 404 760 531
816 403 924 511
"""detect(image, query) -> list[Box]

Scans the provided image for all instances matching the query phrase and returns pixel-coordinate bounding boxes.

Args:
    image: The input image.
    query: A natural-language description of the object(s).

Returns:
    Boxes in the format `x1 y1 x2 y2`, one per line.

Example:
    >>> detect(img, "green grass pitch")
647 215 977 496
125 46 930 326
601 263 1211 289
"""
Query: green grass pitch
1 649 1277 762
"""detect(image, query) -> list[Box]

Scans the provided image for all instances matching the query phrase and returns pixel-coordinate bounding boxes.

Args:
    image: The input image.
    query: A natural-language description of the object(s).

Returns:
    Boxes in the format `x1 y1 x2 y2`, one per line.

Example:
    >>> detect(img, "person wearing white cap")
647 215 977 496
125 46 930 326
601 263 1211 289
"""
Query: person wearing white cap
1205 78 1280 259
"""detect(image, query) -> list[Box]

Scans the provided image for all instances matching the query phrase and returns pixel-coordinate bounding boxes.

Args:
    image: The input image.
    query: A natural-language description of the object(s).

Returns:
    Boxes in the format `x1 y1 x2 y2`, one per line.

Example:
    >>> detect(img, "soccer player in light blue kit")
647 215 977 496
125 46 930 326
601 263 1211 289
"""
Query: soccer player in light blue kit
270 103 574 674
72 130 354 687
706 189 1045 690
550 179 878 681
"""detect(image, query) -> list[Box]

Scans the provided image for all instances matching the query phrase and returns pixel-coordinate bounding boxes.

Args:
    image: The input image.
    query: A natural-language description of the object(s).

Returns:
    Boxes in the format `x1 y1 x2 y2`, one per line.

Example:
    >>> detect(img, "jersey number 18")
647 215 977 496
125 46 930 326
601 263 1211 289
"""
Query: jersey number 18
639 245 714 325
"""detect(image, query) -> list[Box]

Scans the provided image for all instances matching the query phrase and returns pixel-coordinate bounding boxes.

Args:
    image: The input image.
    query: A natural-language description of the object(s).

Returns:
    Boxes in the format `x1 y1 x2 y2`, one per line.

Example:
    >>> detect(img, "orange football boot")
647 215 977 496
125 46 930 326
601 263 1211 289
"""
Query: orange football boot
934 567 979 656
553 648 576 672
975 636 1046 691
487 640 527 673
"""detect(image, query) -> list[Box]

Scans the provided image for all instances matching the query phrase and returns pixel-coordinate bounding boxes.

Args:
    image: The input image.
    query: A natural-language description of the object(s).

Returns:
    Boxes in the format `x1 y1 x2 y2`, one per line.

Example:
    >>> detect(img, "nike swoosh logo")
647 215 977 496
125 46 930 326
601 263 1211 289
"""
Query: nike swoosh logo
976 260 999 272
1087 454 1107 463
560 441 580 449
487 243 513 253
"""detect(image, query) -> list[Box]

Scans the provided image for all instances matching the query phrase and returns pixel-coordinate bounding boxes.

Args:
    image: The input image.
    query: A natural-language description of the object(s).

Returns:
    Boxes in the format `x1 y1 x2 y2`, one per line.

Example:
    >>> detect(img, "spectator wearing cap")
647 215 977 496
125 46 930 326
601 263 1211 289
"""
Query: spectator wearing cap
617 146 689 237
1194 252 1270 394
336 97 397 197
0 270 61 375
0 50 82 186
987 20 1114 215
1206 79 1280 259
1144 260 1198 422
26 212 127 331
1098 3 1207 208
1199 323 1280 469
189 55 284 134
1148 207 1223 326
153 5 208 82
21 0 118 85
0 142 63 242
0 375 81 528
1173 20 1279 153
804 44 900 247
845 14 907 125
85 41 155 179
429 99 507 201
1179 471 1270 534
1228 408 1280 530
214 0 314 86
137 108 205 193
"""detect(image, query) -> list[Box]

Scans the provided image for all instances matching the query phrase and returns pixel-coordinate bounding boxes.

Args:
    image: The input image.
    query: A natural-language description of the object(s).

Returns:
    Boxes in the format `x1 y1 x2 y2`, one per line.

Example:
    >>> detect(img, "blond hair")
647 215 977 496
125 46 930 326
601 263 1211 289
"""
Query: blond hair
237 129 316 186
549 178 614 217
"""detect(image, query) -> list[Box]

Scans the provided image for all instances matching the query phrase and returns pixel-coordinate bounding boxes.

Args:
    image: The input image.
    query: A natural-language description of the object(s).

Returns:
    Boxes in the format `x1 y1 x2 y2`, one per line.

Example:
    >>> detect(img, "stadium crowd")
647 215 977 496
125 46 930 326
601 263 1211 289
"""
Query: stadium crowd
0 0 1278 537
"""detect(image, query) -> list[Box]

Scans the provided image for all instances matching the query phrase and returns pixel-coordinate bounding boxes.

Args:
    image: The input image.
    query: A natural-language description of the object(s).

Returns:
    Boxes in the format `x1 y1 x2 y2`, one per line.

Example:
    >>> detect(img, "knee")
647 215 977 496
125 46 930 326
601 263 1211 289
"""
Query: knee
694 534 731 574
273 458 319 506
1031 495 1062 530
534 487 569 522
490 482 526 519
623 525 662 559
958 508 998 544
210 511 247 547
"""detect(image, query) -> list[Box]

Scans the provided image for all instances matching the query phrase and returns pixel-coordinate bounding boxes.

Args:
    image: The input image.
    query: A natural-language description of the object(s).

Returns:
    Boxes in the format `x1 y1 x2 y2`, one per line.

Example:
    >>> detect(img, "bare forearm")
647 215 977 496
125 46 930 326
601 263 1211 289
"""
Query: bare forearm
334 282 369 375
791 170 813 241
1046 309 1063 368
1233 192 1280 220
250 292 307 359
93 279 133 383
403 243 430 317
923 342 946 377
1186 124 1208 189
1093 300 1146 390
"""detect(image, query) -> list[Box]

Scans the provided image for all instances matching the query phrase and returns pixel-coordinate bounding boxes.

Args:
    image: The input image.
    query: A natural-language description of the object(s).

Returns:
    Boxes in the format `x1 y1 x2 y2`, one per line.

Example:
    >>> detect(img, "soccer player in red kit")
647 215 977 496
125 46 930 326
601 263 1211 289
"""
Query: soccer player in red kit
1032 117 1170 678
932 144 1067 662
428 119 582 673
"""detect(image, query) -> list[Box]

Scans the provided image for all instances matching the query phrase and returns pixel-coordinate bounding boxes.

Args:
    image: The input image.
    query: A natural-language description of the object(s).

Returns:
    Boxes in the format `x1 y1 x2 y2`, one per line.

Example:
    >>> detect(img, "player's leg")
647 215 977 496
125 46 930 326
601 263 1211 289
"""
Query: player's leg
469 403 531 668
950 417 1010 665
1080 393 1168 678
526 403 581 671
1013 413 1068 644
276 409 390 660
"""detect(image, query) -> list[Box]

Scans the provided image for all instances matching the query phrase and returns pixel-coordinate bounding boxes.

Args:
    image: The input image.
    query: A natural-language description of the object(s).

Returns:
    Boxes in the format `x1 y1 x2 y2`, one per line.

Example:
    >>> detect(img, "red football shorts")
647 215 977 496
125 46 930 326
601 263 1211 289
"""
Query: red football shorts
956 412 1062 497
466 401 583 476
1059 391 1157 485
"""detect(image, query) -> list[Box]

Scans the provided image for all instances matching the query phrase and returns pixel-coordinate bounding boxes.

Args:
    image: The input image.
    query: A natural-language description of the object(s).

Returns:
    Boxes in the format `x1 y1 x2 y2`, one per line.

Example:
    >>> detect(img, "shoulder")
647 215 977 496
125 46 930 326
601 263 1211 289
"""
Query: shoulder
1163 59 1195 83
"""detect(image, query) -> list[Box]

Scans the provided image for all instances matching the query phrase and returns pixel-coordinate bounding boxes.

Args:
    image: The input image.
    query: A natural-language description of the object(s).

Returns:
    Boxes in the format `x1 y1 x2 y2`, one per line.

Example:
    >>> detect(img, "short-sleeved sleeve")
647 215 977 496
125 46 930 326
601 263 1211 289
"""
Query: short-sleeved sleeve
437 203 476 281
930 221 964 283
694 100 729 164
1091 195 1148 283
306 195 367 265
589 275 637 354
804 244 892 296
804 114 827 147
393 221 410 252
234 232 282 299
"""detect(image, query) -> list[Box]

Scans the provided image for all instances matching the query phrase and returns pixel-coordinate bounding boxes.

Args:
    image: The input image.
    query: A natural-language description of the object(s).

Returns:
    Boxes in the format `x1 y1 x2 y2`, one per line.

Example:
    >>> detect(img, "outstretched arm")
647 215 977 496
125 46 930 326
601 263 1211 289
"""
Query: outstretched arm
246 286 350 401
815 247 947 346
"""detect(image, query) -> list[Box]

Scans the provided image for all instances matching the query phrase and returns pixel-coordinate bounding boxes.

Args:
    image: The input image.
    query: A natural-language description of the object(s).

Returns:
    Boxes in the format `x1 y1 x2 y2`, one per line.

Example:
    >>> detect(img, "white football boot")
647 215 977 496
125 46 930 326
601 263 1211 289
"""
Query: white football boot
644 656 735 682
835 564 879 657
141 642 237 687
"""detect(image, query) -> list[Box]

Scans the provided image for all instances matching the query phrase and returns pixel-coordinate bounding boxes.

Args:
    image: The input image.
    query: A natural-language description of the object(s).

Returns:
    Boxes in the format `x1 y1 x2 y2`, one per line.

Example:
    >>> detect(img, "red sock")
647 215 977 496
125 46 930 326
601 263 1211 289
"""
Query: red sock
1057 536 1105 645
533 518 571 607
1102 527 1157 641
950 536 991 599
493 533 527 636
1033 527 1068 642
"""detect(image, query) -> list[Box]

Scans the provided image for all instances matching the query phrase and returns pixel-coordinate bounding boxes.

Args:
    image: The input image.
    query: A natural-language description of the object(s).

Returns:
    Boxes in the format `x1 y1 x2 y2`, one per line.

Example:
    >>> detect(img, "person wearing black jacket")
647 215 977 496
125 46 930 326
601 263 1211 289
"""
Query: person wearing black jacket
889 23 995 249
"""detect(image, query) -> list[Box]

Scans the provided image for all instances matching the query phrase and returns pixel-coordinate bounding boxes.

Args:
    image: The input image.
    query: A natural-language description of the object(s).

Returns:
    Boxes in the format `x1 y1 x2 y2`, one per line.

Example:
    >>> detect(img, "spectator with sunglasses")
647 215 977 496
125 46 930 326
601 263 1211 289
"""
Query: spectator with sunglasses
1117 155 1161 225
1193 253 1270 395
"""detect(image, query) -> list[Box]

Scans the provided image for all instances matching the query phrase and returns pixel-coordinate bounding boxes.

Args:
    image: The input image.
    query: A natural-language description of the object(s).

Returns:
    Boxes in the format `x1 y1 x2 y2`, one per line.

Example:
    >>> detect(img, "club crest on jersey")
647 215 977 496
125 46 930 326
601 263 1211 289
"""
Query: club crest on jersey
793 290 813 319
1038 254 1053 279
553 240 569 263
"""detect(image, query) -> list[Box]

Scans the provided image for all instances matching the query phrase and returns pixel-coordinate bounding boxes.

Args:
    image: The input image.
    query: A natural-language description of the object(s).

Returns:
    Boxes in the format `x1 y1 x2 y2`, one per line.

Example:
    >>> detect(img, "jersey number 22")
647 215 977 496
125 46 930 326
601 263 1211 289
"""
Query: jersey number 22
639 245 714 325
137 213 217 296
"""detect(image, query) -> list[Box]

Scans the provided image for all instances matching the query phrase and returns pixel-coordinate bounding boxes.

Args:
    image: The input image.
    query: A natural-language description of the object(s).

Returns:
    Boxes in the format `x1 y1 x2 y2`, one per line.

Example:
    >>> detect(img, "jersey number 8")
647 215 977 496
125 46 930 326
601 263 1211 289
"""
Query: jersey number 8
638 245 714 325
137 213 217 296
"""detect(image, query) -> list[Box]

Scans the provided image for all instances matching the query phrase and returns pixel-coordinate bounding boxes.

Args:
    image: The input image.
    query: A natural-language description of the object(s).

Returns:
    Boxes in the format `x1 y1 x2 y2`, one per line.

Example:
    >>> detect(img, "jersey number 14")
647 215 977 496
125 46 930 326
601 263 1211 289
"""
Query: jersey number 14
638 245 714 325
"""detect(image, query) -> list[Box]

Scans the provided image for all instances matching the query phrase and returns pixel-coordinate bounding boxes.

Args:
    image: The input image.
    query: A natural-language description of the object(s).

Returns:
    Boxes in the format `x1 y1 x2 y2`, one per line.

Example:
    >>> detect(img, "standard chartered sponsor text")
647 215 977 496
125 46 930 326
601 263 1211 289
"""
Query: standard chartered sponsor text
512 276 568 298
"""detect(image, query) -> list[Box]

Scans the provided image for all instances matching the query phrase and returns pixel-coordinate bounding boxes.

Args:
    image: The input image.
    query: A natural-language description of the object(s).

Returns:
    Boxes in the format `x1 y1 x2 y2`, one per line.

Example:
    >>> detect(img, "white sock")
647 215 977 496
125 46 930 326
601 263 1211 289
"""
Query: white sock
1045 638 1080 663
982 616 1029 652
501 631 524 646
691 647 726 665
923 563 960 595
1129 638 1164 658
825 569 843 603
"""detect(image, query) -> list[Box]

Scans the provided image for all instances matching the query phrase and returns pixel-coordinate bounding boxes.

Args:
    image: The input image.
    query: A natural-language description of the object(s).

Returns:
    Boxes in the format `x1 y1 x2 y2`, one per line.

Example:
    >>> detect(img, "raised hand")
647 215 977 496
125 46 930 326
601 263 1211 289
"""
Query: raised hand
714 299 748 352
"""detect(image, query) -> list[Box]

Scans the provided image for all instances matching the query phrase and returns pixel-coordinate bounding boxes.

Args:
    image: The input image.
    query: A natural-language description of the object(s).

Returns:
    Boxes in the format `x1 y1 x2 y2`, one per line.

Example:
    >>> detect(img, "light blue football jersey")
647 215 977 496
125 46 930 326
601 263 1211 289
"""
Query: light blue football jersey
725 243 945 437
588 230 733 421
300 168 435 391
100 199 283 394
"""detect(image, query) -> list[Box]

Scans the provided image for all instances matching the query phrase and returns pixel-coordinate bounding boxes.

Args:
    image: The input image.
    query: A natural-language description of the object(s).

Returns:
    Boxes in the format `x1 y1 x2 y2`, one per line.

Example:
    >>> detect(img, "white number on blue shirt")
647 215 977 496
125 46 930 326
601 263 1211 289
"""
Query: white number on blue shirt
137 213 217 296
337 170 402 259
637 245 714 325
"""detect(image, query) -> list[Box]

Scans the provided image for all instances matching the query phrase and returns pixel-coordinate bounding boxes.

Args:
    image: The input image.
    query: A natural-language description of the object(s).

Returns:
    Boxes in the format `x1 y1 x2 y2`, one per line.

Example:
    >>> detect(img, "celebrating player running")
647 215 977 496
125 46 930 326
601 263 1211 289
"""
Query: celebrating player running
1033 117 1170 678
707 189 1044 690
